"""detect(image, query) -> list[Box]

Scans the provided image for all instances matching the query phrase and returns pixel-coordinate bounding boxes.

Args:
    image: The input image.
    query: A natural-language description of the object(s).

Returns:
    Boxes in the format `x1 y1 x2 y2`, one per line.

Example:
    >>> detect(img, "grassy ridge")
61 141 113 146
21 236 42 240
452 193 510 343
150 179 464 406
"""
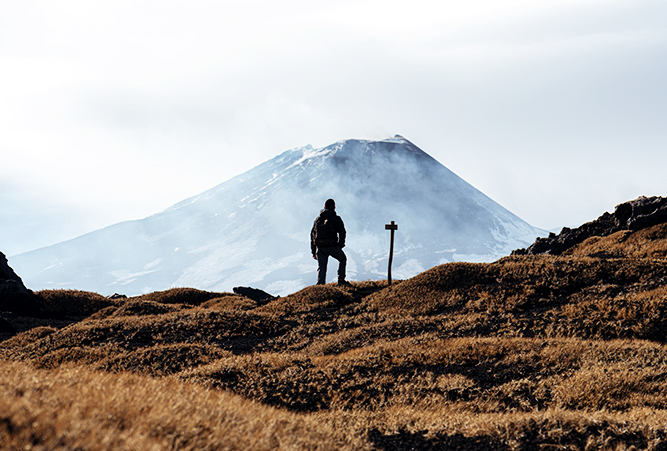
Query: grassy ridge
3 223 667 449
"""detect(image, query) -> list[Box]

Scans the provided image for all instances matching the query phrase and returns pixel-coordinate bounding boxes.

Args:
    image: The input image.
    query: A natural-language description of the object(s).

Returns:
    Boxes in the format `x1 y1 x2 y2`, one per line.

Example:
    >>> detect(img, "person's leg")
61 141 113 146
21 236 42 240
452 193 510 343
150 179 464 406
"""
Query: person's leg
316 248 329 284
328 247 347 282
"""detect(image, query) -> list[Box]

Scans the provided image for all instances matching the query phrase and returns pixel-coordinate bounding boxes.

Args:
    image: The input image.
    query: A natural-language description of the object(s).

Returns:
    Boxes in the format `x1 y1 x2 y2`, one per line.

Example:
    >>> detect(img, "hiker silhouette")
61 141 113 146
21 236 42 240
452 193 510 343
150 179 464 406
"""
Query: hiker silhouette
310 199 349 286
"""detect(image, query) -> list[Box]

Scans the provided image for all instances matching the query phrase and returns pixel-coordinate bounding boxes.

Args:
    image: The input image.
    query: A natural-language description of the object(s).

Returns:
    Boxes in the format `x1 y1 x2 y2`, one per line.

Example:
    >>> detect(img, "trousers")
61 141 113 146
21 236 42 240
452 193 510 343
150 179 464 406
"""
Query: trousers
316 246 347 285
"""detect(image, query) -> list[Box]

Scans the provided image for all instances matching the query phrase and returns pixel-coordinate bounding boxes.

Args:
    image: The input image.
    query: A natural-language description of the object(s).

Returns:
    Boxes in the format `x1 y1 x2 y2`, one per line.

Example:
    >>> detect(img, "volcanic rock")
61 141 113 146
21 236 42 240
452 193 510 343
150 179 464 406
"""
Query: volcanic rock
0 314 17 334
514 196 667 255
233 286 277 305
0 252 28 293
0 251 41 316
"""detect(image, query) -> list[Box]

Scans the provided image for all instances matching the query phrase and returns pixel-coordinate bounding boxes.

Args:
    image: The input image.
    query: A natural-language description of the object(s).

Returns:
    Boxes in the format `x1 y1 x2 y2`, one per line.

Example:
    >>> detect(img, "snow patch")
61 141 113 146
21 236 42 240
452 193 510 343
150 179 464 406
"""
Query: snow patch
143 259 162 270
109 268 159 284
287 145 333 170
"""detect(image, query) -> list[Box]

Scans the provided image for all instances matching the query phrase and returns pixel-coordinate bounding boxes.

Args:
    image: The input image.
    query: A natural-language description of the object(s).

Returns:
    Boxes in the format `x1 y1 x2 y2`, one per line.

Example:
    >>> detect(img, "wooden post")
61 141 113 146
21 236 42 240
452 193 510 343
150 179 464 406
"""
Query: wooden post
385 221 398 285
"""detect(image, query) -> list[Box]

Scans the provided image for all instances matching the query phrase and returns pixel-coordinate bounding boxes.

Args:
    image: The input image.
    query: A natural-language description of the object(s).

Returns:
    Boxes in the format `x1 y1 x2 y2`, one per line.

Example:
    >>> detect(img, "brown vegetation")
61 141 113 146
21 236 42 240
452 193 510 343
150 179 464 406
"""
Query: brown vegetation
135 287 230 306
4 223 667 449
35 289 118 317
0 360 364 450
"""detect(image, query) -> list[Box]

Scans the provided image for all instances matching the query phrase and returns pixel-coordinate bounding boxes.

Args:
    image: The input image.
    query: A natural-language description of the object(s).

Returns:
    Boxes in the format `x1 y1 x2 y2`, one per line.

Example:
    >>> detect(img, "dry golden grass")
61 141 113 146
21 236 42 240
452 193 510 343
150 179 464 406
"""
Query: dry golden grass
35 289 119 317
0 359 367 451
5 223 667 449
367 256 667 317
202 294 258 311
1 306 289 370
178 336 667 414
565 222 667 259
318 407 667 450
255 284 356 315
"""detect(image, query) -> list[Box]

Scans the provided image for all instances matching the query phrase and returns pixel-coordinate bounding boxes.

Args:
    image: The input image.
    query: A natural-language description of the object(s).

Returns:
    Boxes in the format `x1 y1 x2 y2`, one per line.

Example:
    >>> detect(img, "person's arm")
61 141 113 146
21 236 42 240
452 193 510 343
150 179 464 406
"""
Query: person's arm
310 222 317 255
337 217 346 248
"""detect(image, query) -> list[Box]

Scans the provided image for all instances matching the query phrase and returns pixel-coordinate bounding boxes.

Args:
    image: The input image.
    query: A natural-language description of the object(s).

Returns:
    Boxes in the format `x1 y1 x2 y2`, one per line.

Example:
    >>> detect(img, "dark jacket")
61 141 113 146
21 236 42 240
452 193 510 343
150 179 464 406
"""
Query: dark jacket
311 208 346 254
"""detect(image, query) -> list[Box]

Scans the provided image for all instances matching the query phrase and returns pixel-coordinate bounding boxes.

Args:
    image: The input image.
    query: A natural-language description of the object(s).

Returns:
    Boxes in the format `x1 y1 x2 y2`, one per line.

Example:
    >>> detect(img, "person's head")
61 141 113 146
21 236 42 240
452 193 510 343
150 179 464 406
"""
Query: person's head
324 198 336 210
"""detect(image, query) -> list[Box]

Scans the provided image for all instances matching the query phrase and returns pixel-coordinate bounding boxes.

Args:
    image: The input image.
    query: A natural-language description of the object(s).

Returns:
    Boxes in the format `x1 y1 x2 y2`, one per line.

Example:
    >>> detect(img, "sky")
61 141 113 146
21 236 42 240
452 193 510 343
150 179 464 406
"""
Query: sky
1 0 666 257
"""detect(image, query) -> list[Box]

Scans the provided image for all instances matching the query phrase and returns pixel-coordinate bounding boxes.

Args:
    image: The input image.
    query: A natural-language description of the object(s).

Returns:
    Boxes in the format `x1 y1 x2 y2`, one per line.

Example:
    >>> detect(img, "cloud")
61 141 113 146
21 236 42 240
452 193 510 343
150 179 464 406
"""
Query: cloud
1 0 666 255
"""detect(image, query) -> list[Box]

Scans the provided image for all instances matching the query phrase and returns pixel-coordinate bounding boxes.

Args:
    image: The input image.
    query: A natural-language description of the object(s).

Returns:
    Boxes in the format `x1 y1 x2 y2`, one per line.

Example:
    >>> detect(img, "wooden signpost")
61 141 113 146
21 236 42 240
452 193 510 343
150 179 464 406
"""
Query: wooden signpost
385 220 398 285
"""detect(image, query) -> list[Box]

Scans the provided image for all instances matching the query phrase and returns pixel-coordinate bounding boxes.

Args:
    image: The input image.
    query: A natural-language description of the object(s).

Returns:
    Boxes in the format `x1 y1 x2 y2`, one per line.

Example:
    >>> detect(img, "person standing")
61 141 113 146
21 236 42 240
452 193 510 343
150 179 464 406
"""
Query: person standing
311 198 349 285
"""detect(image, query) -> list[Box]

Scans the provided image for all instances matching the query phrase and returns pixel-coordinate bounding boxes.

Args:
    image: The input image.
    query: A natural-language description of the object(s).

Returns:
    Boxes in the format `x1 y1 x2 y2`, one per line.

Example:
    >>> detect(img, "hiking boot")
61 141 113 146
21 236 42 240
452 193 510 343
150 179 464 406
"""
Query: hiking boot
337 279 351 286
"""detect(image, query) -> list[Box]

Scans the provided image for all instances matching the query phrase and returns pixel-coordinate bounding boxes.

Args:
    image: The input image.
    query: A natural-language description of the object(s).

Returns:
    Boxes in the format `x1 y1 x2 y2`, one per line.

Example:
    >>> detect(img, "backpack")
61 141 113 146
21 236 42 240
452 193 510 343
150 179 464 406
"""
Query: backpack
314 216 338 247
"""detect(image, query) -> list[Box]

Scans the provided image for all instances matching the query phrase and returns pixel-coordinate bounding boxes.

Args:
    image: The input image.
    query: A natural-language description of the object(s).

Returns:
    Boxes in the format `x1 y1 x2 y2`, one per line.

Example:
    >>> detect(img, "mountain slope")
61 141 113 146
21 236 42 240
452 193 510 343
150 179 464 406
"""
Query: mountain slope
12 136 542 295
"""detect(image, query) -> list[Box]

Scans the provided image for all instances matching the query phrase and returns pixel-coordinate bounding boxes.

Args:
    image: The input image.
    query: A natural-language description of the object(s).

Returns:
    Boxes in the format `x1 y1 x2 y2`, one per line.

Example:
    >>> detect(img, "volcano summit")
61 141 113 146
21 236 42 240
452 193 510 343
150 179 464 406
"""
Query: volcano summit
12 136 542 295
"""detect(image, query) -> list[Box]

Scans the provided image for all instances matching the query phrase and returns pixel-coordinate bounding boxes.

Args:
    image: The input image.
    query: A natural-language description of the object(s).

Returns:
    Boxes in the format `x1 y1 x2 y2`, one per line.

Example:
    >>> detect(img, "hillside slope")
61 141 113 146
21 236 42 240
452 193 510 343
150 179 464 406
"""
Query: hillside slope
515 195 667 255
3 215 667 449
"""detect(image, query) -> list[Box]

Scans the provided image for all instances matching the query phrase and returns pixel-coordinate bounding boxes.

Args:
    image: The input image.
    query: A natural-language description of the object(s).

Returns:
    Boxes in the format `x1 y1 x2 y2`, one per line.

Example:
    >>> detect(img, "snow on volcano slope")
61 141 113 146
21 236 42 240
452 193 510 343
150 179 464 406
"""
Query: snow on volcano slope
12 136 544 296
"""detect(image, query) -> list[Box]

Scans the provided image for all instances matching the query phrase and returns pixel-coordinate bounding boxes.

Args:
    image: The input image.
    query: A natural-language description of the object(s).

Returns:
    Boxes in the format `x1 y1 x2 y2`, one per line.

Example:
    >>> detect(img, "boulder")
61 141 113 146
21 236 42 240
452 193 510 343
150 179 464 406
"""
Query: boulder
513 196 667 256
233 286 277 305
0 251 41 316
0 314 17 334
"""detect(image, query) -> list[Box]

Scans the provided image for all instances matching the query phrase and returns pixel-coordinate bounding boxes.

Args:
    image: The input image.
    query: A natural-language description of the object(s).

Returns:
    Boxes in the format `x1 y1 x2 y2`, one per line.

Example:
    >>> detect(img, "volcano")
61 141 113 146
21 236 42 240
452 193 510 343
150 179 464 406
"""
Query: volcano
12 136 543 295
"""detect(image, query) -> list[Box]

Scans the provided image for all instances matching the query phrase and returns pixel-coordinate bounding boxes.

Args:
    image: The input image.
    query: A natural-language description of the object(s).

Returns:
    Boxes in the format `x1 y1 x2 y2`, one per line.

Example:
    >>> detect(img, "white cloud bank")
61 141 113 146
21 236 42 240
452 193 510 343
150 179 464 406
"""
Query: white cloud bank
1 0 666 255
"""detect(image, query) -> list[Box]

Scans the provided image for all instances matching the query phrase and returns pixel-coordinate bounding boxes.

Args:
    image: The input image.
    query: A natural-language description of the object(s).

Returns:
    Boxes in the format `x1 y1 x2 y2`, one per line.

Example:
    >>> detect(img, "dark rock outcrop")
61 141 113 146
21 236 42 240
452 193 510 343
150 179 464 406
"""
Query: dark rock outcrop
513 196 667 256
0 314 17 334
1 252 29 295
233 286 277 305
0 251 41 316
